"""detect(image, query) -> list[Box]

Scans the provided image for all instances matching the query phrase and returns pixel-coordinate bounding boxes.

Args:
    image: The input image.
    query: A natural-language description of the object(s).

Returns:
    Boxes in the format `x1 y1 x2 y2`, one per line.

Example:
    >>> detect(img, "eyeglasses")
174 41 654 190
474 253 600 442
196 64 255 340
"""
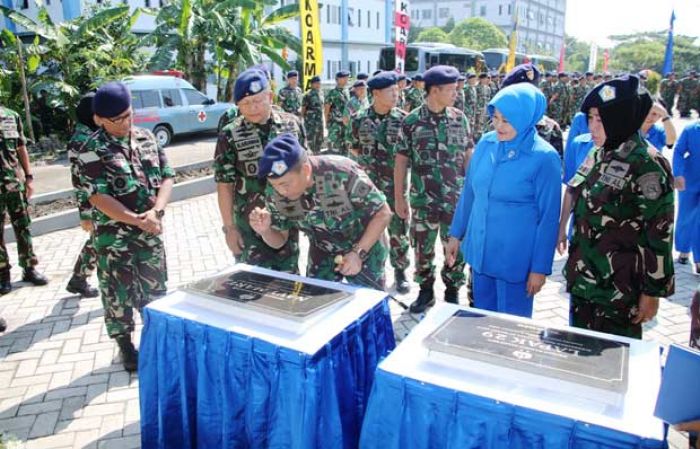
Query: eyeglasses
238 94 270 109
106 110 132 125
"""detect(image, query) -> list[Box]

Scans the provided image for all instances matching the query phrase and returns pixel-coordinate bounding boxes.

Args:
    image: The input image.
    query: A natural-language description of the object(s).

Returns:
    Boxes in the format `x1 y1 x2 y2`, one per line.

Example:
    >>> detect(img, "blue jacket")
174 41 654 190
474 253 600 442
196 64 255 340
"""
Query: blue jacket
450 83 562 283
565 111 589 151
645 123 667 150
674 121 700 191
563 133 595 184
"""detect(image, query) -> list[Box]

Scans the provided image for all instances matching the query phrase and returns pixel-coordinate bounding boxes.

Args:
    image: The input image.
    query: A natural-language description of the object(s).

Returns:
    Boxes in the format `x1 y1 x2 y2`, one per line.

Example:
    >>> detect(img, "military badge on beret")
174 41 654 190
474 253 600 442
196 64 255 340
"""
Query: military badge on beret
249 81 262 94
526 70 535 81
599 85 616 102
271 160 288 176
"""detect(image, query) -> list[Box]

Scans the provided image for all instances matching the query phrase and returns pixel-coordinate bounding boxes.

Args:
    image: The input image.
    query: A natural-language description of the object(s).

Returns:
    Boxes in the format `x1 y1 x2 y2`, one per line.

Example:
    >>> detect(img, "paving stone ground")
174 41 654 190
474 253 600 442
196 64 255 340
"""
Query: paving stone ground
0 190 695 449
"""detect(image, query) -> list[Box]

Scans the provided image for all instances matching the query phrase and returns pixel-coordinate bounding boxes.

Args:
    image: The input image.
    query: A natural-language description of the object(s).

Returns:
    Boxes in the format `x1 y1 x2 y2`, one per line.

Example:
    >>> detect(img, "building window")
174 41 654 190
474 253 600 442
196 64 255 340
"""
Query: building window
358 9 361 27
480 5 486 16
20 0 29 8
439 8 449 18
144 0 150 6
327 4 331 23
367 60 371 73
508 4 512 14
348 7 354 26
376 11 380 29
422 9 431 19
498 4 502 15
368 10 370 28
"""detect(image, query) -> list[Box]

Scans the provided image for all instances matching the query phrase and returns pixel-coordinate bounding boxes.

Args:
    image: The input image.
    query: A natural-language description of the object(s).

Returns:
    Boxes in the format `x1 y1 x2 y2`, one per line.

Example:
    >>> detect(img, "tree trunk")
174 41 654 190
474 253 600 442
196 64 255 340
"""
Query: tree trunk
224 62 237 103
16 40 35 143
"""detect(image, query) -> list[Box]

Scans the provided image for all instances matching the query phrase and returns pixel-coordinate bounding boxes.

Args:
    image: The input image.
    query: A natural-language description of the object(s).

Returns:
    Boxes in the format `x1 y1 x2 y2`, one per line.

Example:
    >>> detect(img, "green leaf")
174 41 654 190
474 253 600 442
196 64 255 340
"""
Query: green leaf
179 0 194 39
0 6 54 40
262 4 300 25
27 53 40 73
260 45 290 70
76 6 130 39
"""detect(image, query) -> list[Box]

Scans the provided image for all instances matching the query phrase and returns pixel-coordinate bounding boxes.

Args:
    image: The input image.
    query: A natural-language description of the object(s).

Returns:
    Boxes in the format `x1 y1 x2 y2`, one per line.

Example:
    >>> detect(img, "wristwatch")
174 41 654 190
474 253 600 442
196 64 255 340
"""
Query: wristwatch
352 243 369 262
25 174 34 181
154 208 165 219
662 115 672 122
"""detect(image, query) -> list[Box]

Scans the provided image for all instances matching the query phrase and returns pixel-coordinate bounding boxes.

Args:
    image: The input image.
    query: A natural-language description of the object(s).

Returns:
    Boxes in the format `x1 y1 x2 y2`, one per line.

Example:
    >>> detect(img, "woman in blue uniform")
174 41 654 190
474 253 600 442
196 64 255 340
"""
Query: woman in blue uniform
446 83 561 317
674 120 700 271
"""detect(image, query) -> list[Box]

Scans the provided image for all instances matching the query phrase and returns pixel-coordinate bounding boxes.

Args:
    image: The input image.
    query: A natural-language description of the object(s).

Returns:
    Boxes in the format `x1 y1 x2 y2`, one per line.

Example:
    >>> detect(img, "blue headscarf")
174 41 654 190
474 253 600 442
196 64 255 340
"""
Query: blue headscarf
487 83 546 155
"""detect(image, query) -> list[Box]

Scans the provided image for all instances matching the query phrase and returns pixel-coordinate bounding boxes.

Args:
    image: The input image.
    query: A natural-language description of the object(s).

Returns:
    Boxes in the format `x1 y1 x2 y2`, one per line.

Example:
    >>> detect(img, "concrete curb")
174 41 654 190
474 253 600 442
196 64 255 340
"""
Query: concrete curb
4 175 216 243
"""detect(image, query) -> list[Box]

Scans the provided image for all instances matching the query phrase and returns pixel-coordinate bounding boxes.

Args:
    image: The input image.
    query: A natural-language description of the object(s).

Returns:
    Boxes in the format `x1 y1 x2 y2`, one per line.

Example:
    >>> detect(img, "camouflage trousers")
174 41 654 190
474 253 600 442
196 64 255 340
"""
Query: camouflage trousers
410 208 466 288
691 286 700 349
383 195 409 271
569 295 642 339
661 94 675 112
678 94 693 116
235 210 299 274
307 237 388 290
72 234 97 278
306 125 324 154
0 188 38 269
95 230 167 338
325 121 347 155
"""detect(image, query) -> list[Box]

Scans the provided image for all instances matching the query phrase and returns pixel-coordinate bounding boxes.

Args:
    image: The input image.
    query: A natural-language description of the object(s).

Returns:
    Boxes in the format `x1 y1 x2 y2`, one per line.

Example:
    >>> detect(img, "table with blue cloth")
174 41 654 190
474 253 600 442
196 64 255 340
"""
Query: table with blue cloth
138 264 395 449
360 304 666 449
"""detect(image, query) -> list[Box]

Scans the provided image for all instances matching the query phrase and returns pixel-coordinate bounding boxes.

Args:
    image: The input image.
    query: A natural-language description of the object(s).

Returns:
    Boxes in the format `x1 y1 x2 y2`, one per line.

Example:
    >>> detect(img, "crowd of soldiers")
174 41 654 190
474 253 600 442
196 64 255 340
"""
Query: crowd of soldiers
660 70 700 118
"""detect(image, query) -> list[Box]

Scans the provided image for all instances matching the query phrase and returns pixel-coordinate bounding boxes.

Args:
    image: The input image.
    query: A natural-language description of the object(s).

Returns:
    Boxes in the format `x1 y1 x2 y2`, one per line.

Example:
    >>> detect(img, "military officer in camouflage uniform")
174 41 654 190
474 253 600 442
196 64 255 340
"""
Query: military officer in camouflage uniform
454 75 466 112
344 80 370 152
564 76 675 339
76 82 174 371
215 67 305 274
570 74 587 114
324 70 351 155
66 93 99 298
473 73 492 142
250 133 392 289
0 103 48 295
350 71 410 294
396 74 408 110
678 70 698 118
464 73 479 140
403 73 425 112
395 65 473 313
549 72 569 127
277 70 303 116
301 75 324 154
659 72 679 113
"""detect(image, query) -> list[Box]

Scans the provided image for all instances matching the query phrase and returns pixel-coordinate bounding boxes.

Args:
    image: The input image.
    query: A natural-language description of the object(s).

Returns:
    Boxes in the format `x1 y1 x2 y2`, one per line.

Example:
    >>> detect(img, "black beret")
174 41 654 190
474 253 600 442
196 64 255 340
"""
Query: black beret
423 65 459 89
500 63 541 88
336 70 350 78
412 73 424 82
558 72 568 78
367 71 398 91
258 133 305 179
310 76 321 83
93 82 131 118
234 68 269 103
585 71 594 76
286 71 298 79
478 73 489 79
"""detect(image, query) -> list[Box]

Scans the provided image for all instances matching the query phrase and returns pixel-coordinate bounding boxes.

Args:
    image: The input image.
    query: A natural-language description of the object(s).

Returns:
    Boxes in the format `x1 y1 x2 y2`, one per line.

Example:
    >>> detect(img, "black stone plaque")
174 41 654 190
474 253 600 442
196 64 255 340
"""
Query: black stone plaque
425 310 629 392
185 271 352 320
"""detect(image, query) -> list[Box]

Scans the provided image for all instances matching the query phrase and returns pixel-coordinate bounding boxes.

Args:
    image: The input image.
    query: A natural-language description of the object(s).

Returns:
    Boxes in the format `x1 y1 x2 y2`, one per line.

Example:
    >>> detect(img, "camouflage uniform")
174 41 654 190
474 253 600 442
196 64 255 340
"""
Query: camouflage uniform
659 78 679 111
351 106 410 273
222 105 239 127
75 127 174 338
397 104 471 289
324 86 350 154
0 106 38 270
571 82 588 115
277 85 303 116
343 96 369 150
67 123 97 279
549 80 568 126
474 84 491 142
453 88 465 112
542 80 555 116
266 156 389 289
214 109 305 273
463 84 478 140
564 135 675 339
302 88 325 154
678 76 698 117
397 88 406 110
403 86 424 112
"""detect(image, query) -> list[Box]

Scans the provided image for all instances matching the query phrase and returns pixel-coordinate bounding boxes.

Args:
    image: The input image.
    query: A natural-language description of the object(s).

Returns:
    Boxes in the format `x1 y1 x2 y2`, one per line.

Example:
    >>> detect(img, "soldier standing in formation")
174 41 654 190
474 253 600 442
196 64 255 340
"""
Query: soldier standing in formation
463 73 479 137
350 71 410 294
454 75 466 112
403 73 424 112
301 75 325 154
570 74 588 115
394 66 473 313
214 67 305 274
250 133 392 289
277 70 303 116
396 74 408 110
0 102 48 295
66 92 100 298
659 72 679 113
473 73 492 142
564 75 675 339
324 70 351 155
678 70 698 118
75 82 174 371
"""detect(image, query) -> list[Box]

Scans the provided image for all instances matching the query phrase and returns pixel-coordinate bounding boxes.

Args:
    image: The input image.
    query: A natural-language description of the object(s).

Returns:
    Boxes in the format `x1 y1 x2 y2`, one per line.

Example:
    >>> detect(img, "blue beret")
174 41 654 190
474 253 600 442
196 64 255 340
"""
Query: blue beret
372 70 382 76
336 70 350 78
352 80 367 88
258 133 305 179
367 71 398 90
412 73 423 82
478 72 488 79
287 70 298 78
423 65 459 89
93 82 131 118
458 75 466 81
501 63 541 88
310 76 321 83
467 73 477 79
397 74 407 81
356 72 369 80
234 68 269 103
558 72 568 78
251 64 271 80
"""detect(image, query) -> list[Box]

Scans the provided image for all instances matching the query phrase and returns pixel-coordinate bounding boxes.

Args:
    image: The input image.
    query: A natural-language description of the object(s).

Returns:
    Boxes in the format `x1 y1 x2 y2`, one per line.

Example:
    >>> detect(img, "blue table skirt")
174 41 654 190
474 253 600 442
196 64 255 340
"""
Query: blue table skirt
359 369 667 449
139 299 396 449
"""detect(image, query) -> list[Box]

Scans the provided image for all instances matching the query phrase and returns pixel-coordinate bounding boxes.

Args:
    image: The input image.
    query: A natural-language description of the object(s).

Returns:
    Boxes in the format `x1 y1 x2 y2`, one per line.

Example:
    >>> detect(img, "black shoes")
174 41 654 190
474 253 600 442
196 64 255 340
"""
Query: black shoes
0 269 11 295
678 255 690 265
116 335 139 372
395 270 410 295
409 284 435 314
66 276 99 298
444 286 459 304
22 267 48 286
0 316 6 333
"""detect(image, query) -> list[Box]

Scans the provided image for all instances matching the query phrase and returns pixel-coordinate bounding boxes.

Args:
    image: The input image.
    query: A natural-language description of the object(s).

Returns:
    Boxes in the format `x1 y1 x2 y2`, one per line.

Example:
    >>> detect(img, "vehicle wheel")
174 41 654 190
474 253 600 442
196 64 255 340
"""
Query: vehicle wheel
153 125 172 147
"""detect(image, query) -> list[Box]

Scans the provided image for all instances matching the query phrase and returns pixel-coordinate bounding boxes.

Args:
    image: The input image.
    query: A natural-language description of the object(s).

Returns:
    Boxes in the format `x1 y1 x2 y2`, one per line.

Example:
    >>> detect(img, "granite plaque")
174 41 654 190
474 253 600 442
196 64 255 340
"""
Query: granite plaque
185 271 353 320
425 310 629 392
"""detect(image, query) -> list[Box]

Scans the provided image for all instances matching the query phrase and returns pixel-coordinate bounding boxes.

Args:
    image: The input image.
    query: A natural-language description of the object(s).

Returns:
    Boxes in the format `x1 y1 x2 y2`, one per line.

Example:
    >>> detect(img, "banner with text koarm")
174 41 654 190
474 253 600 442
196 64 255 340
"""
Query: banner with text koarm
301 0 323 90
394 0 410 73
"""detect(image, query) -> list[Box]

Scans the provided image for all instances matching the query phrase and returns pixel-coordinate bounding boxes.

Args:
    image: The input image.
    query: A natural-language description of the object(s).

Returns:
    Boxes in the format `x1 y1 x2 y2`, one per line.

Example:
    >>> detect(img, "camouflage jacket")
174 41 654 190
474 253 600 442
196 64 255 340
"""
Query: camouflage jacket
571 84 588 111
67 123 96 220
454 89 466 113
564 134 675 303
278 85 303 115
351 106 407 192
0 106 27 193
75 127 175 233
325 86 350 124
396 104 471 220
214 109 306 220
344 96 370 119
222 105 239 128
659 79 679 99
476 84 491 115
463 85 478 118
404 86 424 112
679 77 699 97
266 155 387 254
302 89 324 128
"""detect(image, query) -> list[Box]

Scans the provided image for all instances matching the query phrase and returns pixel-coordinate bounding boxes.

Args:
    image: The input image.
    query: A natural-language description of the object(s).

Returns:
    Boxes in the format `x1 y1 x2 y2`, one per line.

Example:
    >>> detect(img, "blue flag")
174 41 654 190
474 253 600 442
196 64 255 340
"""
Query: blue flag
662 10 675 75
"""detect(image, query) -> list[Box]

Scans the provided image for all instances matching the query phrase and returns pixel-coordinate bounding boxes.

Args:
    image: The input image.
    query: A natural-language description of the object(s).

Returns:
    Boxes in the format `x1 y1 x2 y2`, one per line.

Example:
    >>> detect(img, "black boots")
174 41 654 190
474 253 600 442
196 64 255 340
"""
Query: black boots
444 286 459 304
0 316 6 333
395 270 410 295
22 267 48 286
116 335 139 372
409 284 435 314
66 275 99 298
0 269 10 295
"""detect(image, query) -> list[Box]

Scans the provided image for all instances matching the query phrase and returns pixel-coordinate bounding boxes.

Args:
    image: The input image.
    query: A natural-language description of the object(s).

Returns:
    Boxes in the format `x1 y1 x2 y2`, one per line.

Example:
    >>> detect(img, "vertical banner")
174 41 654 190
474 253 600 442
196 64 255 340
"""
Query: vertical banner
558 41 566 72
662 10 675 75
588 43 598 72
505 3 519 73
394 0 410 73
603 49 610 72
301 0 323 90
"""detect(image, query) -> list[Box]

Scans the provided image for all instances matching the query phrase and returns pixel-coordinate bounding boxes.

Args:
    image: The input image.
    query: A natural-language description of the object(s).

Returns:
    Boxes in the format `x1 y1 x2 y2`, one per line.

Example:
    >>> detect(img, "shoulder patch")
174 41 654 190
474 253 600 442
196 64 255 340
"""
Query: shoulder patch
638 172 662 200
